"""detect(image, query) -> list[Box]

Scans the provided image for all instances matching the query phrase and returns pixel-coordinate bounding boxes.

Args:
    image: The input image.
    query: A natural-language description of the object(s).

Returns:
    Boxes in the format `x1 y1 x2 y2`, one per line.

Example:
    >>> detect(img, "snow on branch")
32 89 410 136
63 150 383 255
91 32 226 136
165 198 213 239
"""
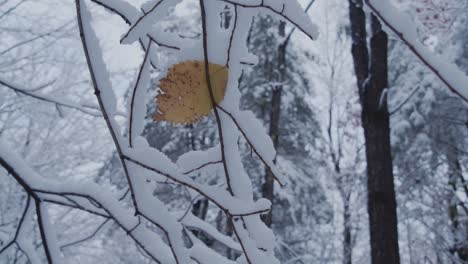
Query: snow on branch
90 0 181 69
365 0 468 102
0 140 250 263
89 0 139 24
120 0 182 44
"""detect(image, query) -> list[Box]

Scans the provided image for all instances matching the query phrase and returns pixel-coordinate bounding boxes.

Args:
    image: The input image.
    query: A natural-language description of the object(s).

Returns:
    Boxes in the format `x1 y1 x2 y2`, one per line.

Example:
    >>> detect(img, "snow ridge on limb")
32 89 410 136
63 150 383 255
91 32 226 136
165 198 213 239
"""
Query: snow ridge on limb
90 0 139 24
120 0 182 44
90 0 182 68
365 0 468 102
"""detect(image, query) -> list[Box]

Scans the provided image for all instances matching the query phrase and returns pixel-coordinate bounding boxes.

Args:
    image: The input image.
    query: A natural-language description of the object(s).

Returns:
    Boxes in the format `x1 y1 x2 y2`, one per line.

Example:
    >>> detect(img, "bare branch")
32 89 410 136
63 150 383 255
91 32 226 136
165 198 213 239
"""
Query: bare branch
225 5 238 68
389 86 421 115
0 78 104 117
183 160 222 175
129 39 153 147
60 219 110 249
0 21 74 56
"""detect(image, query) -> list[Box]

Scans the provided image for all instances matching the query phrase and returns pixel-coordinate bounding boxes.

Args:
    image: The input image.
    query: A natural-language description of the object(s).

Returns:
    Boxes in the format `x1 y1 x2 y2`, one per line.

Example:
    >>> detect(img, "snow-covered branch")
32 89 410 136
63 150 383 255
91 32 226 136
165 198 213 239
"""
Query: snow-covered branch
0 140 250 263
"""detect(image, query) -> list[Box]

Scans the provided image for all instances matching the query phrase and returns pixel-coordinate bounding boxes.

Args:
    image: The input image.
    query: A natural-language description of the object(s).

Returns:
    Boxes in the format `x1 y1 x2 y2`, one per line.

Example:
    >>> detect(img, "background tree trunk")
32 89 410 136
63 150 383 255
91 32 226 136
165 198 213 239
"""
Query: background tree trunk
343 198 353 264
348 1 401 263
364 15 400 264
262 21 286 227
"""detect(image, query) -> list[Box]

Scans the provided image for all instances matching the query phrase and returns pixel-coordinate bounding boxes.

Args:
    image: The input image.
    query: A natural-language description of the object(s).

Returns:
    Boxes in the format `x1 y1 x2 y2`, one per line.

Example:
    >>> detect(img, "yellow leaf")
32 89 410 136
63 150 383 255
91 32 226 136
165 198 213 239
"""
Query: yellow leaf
154 60 228 124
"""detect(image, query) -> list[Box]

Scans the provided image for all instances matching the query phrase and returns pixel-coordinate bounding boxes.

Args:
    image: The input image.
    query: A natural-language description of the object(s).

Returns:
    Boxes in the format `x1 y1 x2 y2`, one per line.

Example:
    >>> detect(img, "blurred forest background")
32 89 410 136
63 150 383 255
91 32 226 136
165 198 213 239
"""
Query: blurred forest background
0 0 467 263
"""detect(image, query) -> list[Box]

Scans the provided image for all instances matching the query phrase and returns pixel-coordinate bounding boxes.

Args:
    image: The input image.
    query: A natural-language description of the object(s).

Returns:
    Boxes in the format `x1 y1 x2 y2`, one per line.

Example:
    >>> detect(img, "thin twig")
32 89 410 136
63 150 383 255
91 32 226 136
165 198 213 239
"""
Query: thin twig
129 39 152 147
120 0 167 43
225 5 238 68
183 160 222 175
177 194 202 222
61 219 110 249
0 78 102 117
89 0 132 25
389 86 421 115
147 33 181 51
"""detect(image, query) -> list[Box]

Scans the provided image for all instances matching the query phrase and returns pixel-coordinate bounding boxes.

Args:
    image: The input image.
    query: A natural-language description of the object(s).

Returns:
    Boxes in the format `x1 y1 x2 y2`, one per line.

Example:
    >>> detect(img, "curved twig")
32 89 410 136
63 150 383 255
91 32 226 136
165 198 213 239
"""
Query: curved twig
61 219 110 249
129 39 153 147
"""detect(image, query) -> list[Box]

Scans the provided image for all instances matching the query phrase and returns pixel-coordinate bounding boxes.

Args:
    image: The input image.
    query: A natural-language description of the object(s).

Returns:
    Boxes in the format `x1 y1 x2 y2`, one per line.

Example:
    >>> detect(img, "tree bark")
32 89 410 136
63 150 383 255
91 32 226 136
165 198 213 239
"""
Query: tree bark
365 15 400 264
262 21 286 227
343 199 352 264
348 1 401 263
347 0 369 97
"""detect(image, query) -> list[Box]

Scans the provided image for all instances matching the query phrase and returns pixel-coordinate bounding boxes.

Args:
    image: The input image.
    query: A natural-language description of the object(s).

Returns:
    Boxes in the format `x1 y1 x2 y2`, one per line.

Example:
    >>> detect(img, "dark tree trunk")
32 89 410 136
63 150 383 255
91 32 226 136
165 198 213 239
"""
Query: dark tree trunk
348 1 401 263
262 86 282 227
261 21 286 227
343 200 352 264
348 0 369 95
365 16 400 264
192 198 211 244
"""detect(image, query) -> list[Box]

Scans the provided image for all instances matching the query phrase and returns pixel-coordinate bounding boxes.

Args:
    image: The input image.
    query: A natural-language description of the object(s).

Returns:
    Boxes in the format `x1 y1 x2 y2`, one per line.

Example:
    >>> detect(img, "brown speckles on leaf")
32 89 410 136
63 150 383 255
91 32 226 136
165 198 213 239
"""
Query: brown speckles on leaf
154 60 228 124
